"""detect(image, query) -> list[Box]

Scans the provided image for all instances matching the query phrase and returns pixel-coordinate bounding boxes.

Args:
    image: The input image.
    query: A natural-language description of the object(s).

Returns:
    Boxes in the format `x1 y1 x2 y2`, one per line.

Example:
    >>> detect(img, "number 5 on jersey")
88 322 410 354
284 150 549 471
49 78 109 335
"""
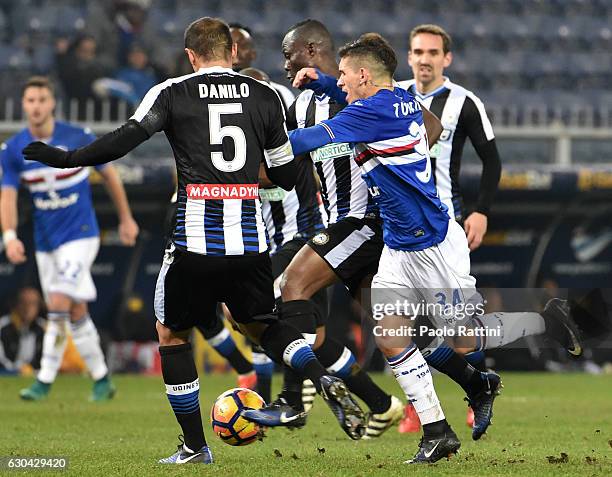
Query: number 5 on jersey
209 103 246 172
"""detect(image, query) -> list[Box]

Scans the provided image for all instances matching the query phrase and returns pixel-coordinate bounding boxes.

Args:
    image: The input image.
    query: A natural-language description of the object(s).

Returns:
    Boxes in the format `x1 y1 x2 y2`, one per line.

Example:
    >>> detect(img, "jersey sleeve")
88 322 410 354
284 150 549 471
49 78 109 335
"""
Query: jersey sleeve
0 142 21 189
263 87 293 168
286 100 298 131
459 94 495 145
304 70 348 105
79 128 108 172
130 82 171 137
319 101 381 144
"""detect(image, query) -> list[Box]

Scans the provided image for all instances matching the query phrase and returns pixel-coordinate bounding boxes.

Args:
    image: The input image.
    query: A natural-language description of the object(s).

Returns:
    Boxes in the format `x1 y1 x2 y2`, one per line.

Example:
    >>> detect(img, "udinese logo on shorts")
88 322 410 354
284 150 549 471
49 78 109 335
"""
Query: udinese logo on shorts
312 232 330 245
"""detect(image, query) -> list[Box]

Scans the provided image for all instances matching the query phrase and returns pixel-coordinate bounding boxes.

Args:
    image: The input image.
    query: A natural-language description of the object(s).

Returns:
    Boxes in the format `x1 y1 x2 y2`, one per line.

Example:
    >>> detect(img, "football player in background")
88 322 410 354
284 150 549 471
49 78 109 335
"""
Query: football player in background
396 23 502 431
1 76 139 401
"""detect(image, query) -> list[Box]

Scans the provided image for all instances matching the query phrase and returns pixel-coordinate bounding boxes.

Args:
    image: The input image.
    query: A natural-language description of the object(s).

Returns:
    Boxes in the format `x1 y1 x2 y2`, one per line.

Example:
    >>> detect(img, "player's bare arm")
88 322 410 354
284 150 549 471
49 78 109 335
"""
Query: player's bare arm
0 186 26 264
422 106 442 145
98 165 139 246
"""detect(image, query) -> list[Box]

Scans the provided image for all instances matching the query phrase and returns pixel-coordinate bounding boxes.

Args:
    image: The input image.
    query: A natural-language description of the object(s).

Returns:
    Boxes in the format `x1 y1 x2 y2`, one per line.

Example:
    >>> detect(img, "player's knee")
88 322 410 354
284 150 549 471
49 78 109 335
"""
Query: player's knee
69 302 87 322
312 326 326 350
280 264 309 300
453 346 473 356
374 334 413 357
156 320 189 346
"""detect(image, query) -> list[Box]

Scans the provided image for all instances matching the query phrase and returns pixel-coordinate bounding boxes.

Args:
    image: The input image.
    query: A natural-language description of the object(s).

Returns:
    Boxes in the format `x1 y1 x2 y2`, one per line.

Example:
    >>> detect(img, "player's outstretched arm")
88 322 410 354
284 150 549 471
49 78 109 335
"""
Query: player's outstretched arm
22 120 149 169
293 68 348 104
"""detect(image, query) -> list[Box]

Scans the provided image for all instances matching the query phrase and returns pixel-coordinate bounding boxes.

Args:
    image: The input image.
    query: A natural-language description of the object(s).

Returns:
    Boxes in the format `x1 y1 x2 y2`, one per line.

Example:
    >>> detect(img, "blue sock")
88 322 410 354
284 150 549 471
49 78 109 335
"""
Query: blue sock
326 347 357 379
207 327 236 357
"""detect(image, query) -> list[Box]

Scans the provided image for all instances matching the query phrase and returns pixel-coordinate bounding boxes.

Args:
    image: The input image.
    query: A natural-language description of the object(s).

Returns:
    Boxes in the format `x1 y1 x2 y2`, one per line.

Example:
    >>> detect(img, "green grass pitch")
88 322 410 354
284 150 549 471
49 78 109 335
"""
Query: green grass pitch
1 372 611 476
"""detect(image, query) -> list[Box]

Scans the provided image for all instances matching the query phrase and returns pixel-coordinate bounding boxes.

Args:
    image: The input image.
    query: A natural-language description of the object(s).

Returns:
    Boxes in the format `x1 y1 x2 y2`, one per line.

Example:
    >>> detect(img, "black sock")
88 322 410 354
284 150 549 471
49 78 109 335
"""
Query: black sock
315 337 391 414
423 419 452 438
260 321 326 391
278 299 317 335
280 365 304 409
465 350 488 372
414 323 486 397
427 345 485 396
159 343 206 451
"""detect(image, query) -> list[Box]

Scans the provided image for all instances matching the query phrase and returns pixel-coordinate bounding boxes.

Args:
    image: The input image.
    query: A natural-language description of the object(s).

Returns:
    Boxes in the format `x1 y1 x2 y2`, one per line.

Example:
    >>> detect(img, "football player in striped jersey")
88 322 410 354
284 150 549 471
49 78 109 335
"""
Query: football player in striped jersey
23 18 367 463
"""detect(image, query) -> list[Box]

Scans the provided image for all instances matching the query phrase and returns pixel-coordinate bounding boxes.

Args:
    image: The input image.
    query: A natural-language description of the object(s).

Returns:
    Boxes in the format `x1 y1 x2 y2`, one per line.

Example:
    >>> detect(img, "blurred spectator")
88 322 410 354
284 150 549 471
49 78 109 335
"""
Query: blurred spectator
86 0 160 72
92 42 159 107
0 287 45 375
55 34 110 119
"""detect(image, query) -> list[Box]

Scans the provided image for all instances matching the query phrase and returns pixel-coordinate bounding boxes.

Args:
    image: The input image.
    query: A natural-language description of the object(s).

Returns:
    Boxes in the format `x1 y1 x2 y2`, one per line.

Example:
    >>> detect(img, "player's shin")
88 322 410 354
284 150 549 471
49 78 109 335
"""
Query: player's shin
260 321 325 390
159 343 206 451
37 311 70 384
468 312 545 350
315 336 391 414
385 342 450 435
198 320 253 376
415 332 486 397
70 314 108 381
251 344 274 403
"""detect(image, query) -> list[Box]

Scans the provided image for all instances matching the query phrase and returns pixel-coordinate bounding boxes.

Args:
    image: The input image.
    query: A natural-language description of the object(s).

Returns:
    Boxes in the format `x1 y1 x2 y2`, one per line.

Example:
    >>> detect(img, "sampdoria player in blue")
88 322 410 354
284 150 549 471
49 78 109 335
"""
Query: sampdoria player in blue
288 34 583 464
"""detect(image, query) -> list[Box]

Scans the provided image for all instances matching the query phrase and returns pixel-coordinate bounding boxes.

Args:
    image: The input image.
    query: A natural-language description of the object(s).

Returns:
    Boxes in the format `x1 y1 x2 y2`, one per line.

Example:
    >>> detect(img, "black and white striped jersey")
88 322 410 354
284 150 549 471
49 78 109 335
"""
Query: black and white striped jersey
397 77 495 221
292 90 378 224
131 66 293 256
260 154 324 254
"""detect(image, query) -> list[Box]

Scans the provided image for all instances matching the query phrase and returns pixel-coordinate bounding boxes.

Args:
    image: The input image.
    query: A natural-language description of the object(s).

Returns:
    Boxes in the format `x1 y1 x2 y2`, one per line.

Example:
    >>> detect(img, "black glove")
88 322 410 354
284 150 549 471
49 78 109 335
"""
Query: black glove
22 142 73 168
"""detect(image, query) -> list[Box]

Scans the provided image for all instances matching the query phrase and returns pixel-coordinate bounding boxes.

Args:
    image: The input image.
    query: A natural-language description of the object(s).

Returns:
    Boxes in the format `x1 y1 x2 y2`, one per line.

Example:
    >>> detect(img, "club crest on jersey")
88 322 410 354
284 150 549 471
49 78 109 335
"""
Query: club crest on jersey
310 143 352 163
439 129 452 141
312 232 330 245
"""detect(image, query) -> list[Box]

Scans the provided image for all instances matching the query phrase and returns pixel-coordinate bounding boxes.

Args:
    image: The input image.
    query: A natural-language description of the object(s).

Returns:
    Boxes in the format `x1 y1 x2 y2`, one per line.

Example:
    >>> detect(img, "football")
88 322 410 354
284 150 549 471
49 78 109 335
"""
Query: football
210 387 265 446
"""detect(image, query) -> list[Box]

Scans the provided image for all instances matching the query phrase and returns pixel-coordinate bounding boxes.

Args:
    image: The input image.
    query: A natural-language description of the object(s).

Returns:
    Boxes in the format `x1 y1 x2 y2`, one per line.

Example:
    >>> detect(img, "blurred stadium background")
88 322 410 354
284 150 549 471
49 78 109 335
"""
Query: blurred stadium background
0 0 611 375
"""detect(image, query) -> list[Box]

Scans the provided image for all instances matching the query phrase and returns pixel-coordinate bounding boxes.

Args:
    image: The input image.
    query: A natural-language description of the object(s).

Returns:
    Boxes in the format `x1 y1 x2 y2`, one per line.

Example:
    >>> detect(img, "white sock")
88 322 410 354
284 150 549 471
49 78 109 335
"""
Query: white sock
37 312 69 384
70 315 108 381
471 312 545 350
386 343 445 425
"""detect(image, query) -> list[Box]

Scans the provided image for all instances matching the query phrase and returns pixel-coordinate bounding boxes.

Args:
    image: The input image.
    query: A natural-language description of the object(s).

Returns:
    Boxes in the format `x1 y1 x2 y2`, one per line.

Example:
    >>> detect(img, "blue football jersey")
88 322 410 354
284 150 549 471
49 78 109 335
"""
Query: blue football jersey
290 87 450 251
0 121 105 252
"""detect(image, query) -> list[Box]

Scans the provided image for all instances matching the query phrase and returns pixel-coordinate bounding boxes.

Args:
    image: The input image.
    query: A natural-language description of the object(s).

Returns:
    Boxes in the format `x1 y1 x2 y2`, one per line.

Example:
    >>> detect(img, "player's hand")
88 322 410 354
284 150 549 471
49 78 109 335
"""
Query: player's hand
464 212 488 251
292 68 319 89
119 216 139 246
5 238 26 264
22 142 71 168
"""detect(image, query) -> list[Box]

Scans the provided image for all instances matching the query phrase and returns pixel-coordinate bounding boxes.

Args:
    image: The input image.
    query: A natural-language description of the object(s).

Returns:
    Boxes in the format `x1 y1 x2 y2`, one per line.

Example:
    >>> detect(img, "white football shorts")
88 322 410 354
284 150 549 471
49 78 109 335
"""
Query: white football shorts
35 236 100 302
371 219 482 330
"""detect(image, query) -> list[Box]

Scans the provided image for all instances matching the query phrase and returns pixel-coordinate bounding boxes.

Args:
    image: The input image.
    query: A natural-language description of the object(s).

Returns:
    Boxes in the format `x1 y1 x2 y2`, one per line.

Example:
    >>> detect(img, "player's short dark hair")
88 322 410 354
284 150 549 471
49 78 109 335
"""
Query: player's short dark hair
285 19 334 51
338 34 397 77
184 17 233 61
228 22 252 36
409 24 452 54
22 76 55 97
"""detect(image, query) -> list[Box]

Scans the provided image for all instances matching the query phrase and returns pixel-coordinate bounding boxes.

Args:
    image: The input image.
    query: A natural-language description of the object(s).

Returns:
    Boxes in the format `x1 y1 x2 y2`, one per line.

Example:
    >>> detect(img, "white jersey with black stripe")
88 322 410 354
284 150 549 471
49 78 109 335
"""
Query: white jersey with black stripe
293 90 377 225
397 77 495 221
